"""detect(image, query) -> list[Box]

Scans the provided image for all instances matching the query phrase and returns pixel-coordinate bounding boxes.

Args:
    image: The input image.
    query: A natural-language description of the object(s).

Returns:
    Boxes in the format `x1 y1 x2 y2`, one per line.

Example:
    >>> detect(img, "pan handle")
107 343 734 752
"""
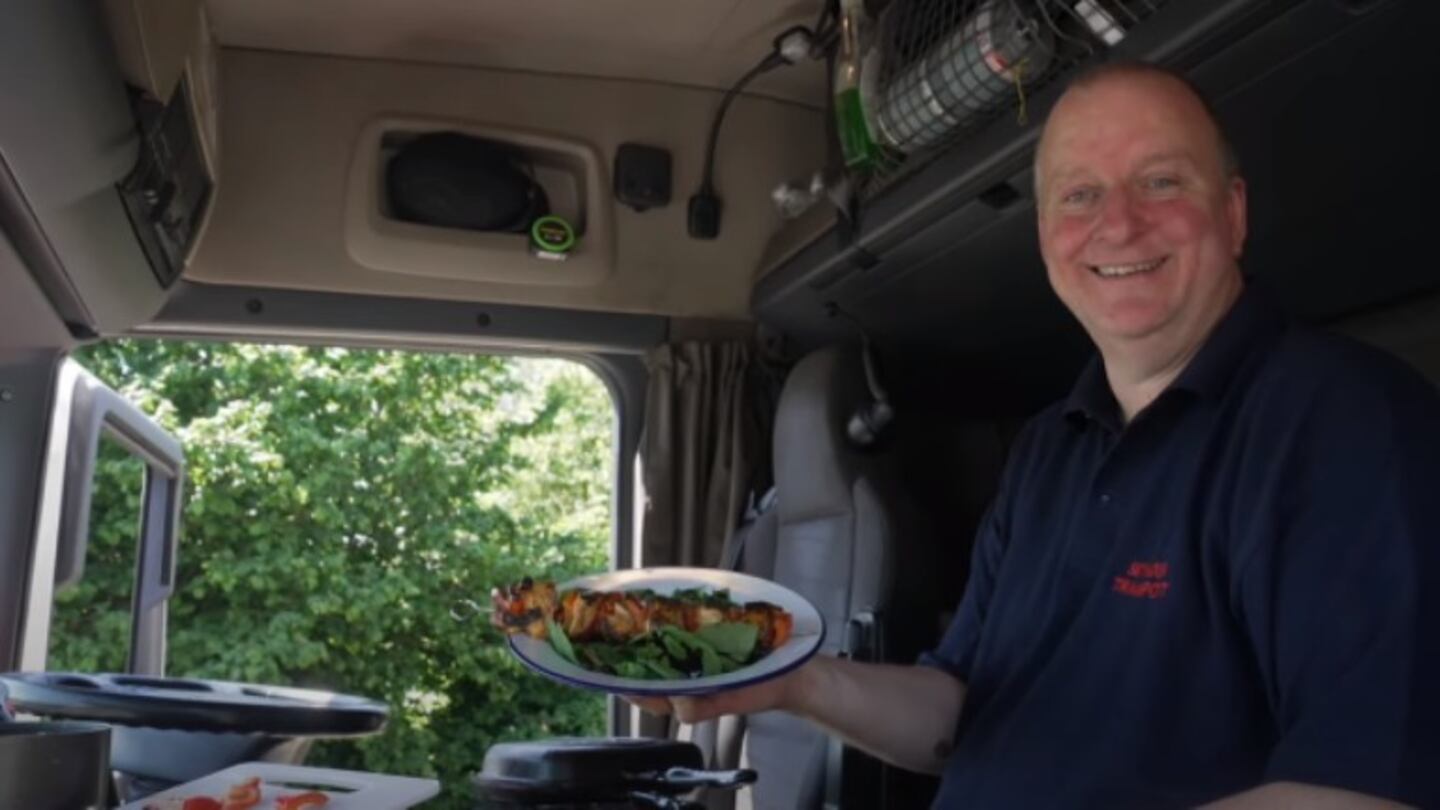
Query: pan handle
632 766 758 790
629 791 704 810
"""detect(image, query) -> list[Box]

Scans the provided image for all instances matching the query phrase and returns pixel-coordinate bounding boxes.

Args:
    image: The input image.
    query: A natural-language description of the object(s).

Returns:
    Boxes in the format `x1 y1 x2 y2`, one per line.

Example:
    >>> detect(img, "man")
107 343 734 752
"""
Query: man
633 62 1440 808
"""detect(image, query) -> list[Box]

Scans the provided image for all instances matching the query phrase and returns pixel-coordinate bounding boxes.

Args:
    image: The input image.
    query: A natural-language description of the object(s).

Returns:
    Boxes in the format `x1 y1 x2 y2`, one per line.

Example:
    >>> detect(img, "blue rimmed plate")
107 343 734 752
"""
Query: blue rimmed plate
507 567 825 696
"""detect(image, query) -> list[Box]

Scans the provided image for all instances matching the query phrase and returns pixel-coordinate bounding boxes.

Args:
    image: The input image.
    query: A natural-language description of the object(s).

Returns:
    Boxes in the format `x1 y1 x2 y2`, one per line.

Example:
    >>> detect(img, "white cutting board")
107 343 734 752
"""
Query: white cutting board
117 762 440 809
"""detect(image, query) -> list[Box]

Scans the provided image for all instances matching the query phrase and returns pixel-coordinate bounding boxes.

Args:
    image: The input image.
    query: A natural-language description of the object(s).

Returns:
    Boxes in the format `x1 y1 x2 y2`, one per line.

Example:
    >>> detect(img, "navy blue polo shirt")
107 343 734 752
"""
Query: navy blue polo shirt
922 285 1440 809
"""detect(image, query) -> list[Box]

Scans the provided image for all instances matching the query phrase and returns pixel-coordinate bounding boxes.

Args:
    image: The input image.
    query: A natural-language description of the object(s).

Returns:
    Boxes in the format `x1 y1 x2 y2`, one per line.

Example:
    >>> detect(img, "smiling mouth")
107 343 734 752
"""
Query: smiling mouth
1088 257 1168 278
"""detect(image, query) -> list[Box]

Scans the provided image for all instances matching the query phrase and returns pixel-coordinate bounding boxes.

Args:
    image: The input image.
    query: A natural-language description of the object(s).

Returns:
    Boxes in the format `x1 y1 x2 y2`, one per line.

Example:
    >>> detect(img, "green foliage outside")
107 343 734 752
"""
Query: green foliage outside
49 340 615 807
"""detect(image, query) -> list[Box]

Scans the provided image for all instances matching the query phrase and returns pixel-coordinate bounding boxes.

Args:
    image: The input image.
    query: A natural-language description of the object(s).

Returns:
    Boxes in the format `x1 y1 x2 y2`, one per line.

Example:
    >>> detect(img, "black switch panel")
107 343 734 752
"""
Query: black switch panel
118 77 213 289
613 143 672 212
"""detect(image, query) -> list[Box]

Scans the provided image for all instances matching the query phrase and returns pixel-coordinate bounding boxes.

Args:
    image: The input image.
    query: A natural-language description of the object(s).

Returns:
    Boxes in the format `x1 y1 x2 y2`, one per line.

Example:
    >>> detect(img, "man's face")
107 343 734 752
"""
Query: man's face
1035 74 1247 354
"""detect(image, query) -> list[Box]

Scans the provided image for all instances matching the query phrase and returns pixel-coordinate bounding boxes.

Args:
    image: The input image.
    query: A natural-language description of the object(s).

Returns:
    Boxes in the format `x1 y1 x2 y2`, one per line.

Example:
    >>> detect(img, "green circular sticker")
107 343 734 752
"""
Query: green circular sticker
530 216 576 254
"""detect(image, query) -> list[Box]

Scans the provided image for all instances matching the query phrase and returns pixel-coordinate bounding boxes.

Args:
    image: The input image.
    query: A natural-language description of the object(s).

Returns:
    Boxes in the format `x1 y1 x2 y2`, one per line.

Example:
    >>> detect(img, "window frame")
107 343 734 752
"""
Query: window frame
29 283 655 736
20 359 183 675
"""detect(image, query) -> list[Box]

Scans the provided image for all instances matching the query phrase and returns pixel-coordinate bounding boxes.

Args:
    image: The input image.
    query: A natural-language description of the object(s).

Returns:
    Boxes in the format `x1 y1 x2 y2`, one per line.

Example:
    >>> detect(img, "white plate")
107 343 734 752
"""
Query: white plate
507 567 825 696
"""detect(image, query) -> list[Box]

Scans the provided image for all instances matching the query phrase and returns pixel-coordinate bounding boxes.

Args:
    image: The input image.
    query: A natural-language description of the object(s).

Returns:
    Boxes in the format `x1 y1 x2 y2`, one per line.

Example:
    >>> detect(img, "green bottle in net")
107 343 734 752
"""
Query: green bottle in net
834 0 879 170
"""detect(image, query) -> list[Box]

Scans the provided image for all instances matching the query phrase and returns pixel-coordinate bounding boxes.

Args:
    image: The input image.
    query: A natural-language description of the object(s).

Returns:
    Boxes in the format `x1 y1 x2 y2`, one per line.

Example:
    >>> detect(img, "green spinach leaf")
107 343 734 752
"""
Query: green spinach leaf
546 619 578 666
696 622 759 661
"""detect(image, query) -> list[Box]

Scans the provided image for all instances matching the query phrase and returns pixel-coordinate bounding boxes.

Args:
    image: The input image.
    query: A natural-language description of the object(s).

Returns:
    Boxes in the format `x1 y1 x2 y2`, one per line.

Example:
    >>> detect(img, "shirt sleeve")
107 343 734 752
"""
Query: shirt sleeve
917 420 1035 682
1236 355 1440 807
917 497 1007 682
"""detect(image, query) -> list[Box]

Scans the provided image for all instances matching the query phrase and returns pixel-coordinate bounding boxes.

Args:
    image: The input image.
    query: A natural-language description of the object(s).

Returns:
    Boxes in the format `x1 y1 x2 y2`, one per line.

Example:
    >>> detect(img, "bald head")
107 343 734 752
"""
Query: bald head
1036 62 1238 193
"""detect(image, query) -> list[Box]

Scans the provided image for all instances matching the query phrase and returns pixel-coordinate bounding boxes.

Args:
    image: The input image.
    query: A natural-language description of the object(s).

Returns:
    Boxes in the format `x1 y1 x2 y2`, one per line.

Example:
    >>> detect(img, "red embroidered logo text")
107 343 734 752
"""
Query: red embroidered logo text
1112 560 1170 599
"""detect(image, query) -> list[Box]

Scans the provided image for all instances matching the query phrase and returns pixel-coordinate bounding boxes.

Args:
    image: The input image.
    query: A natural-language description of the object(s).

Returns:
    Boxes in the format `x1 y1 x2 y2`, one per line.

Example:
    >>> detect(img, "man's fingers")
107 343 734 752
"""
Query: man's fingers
670 696 707 724
671 695 738 724
624 695 674 716
621 694 718 724
619 694 729 724
623 681 779 723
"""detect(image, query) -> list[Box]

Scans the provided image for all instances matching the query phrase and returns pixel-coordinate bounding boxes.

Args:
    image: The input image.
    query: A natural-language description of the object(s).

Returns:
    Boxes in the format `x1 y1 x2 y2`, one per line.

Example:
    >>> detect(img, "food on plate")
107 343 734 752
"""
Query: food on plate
144 795 221 810
224 777 262 809
143 776 329 810
491 578 794 679
275 792 331 809
144 779 256 809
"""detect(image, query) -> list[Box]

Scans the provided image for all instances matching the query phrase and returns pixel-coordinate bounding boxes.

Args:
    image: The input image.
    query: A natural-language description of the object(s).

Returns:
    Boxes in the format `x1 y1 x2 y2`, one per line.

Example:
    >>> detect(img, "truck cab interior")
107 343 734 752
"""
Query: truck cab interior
2 0 1438 808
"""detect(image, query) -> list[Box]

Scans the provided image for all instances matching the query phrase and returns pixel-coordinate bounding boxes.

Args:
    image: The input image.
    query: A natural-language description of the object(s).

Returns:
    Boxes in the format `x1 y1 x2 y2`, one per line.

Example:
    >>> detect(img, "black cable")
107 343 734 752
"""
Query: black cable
813 0 837 32
826 301 889 402
689 26 815 239
810 0 842 55
698 53 786 196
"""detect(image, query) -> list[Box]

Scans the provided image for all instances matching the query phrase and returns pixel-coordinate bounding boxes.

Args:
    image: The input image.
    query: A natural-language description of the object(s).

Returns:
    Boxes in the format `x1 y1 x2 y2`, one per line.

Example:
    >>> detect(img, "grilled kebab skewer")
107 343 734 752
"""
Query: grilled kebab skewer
489 577 794 652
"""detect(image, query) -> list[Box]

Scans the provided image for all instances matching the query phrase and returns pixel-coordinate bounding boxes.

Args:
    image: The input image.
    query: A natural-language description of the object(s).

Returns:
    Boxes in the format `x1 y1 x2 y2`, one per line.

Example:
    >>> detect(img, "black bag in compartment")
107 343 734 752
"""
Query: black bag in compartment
386 131 549 233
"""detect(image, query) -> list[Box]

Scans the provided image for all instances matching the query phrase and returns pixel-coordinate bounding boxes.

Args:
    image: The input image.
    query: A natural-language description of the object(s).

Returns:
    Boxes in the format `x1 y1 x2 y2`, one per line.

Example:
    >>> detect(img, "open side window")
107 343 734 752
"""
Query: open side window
21 360 183 675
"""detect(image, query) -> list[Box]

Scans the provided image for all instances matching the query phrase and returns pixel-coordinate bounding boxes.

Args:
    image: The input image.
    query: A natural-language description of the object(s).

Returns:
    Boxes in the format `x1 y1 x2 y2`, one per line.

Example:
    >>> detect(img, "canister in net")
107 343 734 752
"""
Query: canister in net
875 0 1053 153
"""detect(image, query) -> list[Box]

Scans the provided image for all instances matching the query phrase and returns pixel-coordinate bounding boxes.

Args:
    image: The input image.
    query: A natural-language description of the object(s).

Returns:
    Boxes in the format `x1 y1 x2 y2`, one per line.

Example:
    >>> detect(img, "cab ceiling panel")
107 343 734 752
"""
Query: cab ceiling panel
186 48 826 319
754 0 1439 405
204 0 826 105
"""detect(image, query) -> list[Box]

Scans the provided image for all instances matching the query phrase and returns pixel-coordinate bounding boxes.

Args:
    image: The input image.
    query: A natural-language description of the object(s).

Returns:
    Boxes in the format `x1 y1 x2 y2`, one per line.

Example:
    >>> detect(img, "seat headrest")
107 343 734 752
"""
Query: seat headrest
773 347 872 522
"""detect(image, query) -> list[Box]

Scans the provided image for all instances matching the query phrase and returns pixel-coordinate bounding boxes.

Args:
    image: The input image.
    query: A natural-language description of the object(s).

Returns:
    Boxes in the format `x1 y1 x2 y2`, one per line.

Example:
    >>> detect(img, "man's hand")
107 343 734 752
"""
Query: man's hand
624 663 801 724
625 655 967 775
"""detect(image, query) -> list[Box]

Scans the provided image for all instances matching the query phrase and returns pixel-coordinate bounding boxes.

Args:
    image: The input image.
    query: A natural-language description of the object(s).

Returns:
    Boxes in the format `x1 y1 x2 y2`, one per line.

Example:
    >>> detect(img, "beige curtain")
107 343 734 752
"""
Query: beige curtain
639 341 761 568
636 340 781 806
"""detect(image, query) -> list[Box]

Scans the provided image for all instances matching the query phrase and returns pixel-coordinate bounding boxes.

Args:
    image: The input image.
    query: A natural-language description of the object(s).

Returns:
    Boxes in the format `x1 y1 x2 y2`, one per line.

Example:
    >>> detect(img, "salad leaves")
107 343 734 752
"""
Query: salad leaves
547 611 765 680
545 617 578 665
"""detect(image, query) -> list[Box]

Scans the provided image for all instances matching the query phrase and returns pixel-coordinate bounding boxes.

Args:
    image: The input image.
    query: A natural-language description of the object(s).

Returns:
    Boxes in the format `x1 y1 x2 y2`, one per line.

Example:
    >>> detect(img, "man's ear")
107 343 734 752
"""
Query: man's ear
1227 176 1248 259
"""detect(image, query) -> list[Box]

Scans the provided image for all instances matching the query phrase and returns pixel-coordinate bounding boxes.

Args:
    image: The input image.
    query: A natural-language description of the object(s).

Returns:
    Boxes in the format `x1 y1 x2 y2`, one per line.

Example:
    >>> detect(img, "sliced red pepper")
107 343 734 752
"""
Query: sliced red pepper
221 776 262 809
275 791 330 810
181 798 223 810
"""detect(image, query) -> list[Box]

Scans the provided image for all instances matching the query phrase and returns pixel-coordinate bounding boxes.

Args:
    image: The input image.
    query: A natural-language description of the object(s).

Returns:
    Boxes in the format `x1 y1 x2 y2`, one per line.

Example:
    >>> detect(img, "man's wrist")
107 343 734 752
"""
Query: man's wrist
780 655 833 718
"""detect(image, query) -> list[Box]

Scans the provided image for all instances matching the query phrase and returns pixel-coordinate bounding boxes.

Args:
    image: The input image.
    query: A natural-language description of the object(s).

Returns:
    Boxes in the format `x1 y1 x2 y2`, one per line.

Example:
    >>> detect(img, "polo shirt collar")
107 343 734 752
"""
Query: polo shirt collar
1064 357 1120 432
1064 282 1287 431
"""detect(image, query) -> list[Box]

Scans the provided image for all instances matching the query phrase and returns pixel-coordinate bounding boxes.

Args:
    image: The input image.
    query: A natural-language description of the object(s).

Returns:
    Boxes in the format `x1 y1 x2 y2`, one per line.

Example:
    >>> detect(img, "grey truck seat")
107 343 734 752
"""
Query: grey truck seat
729 346 938 810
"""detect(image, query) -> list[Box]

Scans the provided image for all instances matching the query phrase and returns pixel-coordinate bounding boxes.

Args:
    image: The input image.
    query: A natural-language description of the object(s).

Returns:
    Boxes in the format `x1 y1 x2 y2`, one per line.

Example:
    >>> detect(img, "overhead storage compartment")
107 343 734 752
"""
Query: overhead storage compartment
186 48 826 320
753 0 1439 410
858 0 1162 197
343 117 614 288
